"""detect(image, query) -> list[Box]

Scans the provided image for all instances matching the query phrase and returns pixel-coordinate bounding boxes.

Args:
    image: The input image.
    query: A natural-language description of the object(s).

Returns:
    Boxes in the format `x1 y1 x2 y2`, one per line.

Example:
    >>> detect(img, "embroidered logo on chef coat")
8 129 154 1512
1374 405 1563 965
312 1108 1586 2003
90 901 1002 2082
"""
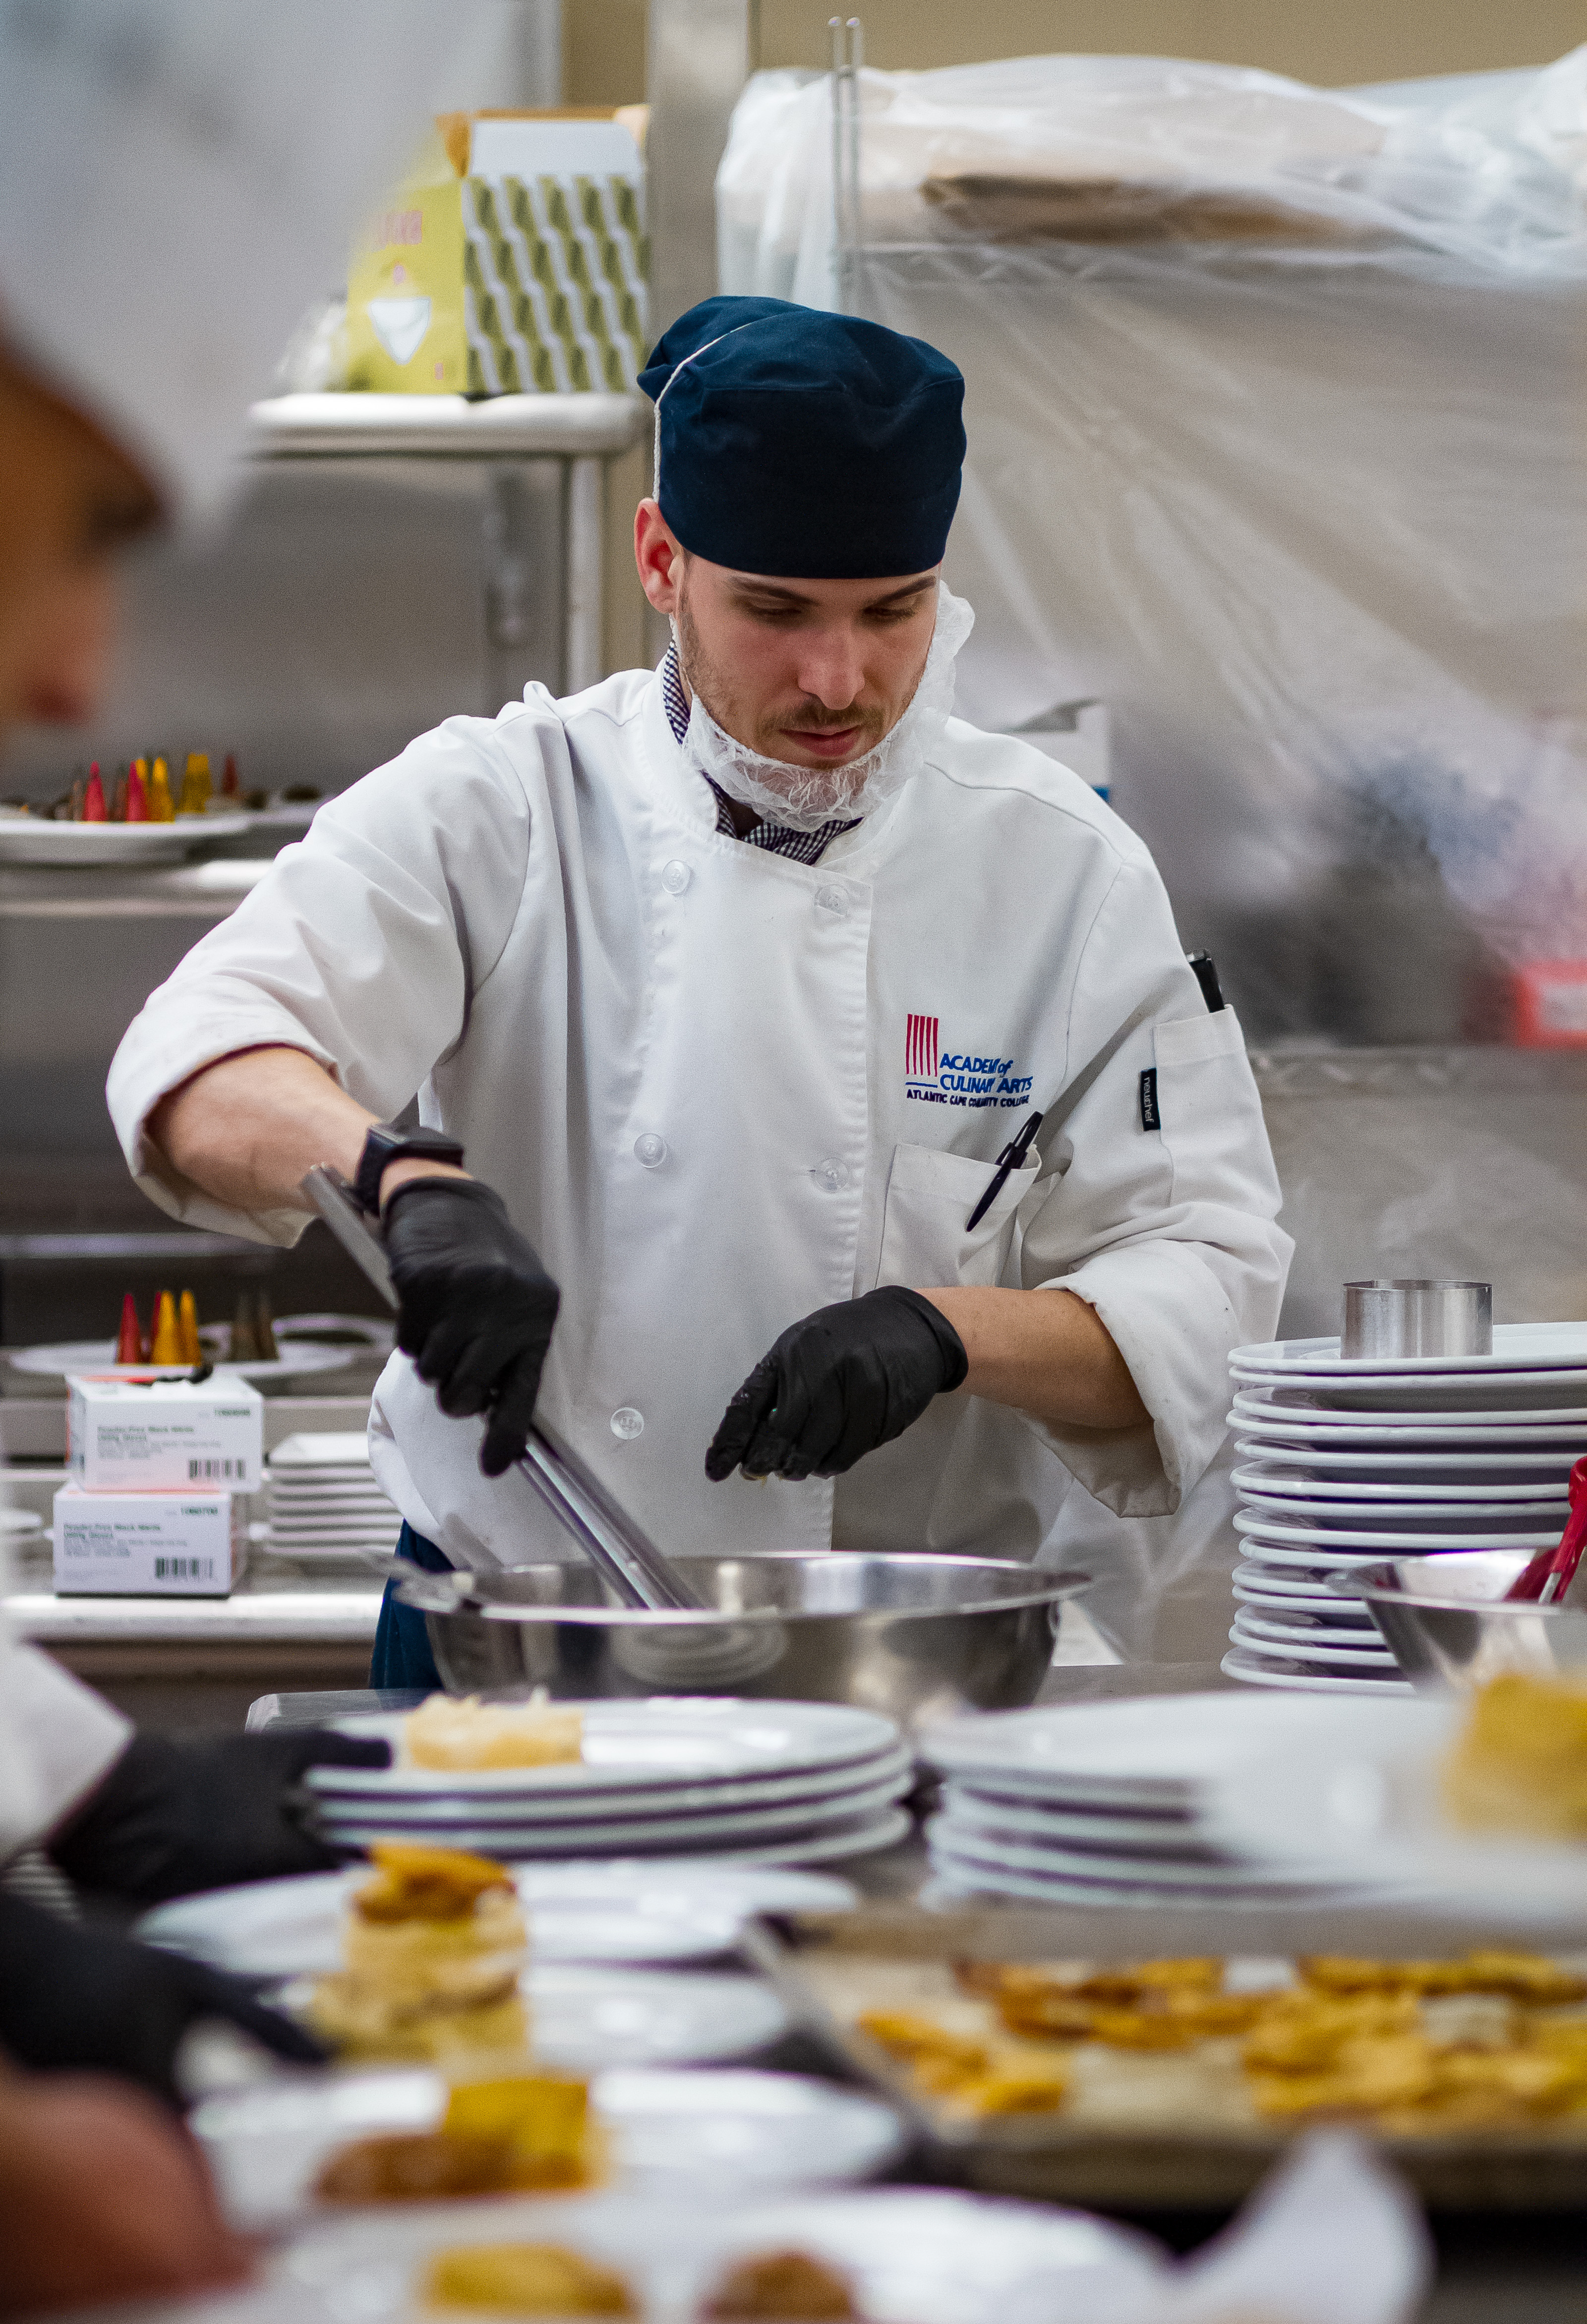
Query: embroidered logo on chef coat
905 1015 1035 1111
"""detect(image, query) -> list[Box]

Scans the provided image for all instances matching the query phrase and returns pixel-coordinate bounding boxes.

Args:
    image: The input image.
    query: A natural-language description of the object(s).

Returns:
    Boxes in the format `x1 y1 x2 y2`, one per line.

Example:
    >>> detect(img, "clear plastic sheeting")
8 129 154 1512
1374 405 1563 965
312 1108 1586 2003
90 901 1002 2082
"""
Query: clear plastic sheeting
718 53 1587 1040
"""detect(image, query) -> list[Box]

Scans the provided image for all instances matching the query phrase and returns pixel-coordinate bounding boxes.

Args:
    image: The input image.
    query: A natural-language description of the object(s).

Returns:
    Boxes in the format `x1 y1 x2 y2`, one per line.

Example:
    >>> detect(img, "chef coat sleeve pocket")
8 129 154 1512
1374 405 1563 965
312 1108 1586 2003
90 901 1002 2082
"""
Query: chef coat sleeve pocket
1151 1007 1255 1203
876 1143 1041 1291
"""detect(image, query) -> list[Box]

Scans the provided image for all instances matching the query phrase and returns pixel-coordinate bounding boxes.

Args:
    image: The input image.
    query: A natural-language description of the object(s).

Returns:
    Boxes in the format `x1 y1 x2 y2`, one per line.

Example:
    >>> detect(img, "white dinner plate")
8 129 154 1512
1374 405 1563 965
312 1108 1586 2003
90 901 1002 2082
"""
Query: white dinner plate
1230 1396 1587 1440
316 1699 903 1798
1233 1373 1587 1413
1230 1608 1393 1653
1234 1487 1567 1524
309 1770 911 1854
0 809 254 864
1234 1440 1579 1480
138 1869 761 1977
1234 1462 1571 1505
926 1830 1335 1905
8 1335 352 1383
941 1788 1204 1857
307 1743 911 1823
195 2066 905 2230
273 1961 790 2073
919 1691 1401 1812
1232 1323 1587 1376
273 2184 1161 2324
1204 1696 1587 1917
1228 1617 1396 1670
1231 1561 1375 1607
926 1818 1314 1894
1221 1647 1413 1696
311 1805 914 1870
1234 1513 1560 1553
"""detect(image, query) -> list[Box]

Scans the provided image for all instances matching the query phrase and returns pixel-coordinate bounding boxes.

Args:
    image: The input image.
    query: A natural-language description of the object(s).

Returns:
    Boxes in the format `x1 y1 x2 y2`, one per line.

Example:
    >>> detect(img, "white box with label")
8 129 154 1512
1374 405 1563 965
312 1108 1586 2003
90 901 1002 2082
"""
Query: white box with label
66 1375 263 1492
53 1483 241 1596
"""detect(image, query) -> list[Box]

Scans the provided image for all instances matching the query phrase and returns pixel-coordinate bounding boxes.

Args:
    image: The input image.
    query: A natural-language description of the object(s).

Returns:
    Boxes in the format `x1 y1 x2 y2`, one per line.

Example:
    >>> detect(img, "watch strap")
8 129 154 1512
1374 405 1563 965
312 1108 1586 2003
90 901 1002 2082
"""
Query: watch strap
353 1122 466 1216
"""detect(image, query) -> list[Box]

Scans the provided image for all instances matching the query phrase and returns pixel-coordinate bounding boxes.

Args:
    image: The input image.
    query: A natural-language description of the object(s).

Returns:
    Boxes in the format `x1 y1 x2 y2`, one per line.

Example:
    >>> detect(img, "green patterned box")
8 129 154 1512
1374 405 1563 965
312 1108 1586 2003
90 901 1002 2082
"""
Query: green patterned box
346 115 647 396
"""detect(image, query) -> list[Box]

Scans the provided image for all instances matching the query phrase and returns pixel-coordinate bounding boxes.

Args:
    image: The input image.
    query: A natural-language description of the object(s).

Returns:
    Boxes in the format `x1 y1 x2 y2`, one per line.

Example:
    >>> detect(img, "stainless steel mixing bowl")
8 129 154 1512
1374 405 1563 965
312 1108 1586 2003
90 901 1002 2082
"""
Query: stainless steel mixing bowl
1339 1550 1587 1692
397 1553 1087 1726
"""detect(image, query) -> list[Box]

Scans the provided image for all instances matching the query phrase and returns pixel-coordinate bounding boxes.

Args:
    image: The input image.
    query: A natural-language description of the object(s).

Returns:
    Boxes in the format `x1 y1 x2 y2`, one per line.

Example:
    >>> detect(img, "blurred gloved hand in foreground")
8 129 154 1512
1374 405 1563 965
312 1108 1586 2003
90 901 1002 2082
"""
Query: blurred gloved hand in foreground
384 1177 561 1476
705 1286 968 1483
0 2067 251 2314
0 1893 327 2106
50 1727 390 1905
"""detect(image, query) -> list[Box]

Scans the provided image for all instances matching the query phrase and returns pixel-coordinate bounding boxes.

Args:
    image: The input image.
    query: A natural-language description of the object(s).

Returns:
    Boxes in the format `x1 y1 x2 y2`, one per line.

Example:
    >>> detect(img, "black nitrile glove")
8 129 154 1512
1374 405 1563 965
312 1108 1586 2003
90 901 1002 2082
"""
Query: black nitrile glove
705 1286 969 1483
0 1894 326 2107
384 1178 561 1477
50 1728 390 1906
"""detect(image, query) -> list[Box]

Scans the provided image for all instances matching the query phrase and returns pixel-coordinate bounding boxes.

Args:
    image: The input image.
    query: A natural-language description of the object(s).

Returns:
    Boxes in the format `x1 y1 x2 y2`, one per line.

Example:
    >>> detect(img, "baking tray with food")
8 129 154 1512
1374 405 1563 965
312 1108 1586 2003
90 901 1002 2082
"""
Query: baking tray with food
742 1906 1587 2209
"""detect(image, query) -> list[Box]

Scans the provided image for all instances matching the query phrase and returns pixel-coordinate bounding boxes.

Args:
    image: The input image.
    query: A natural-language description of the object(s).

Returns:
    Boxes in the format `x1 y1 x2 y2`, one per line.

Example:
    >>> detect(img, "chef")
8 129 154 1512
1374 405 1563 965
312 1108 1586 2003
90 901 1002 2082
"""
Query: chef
0 5 481 2305
111 291 1291 1683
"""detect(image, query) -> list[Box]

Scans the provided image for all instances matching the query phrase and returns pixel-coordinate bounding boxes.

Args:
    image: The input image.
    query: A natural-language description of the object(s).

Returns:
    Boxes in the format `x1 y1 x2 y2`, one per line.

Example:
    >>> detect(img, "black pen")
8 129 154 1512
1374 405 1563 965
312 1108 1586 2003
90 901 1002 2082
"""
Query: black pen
966 1108 1045 1231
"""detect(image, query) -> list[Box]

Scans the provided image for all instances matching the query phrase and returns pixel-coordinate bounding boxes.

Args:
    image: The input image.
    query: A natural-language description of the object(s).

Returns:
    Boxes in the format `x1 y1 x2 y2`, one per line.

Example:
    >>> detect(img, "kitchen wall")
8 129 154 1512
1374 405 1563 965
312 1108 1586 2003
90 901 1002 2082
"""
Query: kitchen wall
567 0 1583 101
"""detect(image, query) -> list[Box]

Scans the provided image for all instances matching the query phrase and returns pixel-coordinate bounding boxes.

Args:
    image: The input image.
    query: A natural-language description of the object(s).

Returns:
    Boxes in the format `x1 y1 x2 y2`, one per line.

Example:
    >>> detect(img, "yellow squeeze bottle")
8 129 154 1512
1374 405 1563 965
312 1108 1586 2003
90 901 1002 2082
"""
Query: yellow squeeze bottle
149 1291 182 1365
147 757 176 822
177 1290 202 1366
178 752 211 816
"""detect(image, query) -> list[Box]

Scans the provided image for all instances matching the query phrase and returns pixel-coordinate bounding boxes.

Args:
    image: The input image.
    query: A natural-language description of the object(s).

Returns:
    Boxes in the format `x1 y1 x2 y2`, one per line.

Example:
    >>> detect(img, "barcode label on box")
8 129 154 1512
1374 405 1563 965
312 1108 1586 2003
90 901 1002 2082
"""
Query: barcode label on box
188 1457 243 1481
155 1557 215 1581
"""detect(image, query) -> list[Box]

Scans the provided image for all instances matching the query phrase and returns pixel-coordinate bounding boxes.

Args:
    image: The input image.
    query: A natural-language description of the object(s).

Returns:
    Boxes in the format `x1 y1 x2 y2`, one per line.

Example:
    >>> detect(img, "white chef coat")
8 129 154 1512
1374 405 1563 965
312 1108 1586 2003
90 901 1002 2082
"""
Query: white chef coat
108 665 1291 1571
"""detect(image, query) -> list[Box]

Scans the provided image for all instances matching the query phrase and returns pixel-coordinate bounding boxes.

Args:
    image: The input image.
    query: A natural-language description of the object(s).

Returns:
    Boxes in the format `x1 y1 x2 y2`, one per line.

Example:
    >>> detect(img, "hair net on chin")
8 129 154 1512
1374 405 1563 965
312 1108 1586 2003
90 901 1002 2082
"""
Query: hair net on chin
0 0 481 524
678 582 976 831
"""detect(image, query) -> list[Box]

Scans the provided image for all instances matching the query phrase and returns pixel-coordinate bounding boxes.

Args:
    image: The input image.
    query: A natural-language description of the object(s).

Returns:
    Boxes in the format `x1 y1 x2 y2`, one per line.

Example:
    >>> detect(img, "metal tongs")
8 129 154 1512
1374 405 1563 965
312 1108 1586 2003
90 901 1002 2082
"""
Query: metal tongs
300 1165 705 1614
1507 1454 1587 1606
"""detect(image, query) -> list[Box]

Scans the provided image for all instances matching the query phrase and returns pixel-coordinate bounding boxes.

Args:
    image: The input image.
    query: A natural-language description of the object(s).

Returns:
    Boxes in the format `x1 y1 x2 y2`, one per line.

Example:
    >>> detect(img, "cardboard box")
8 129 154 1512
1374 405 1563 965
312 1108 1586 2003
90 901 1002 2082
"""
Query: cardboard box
53 1484 241 1597
344 110 647 396
66 1375 263 1493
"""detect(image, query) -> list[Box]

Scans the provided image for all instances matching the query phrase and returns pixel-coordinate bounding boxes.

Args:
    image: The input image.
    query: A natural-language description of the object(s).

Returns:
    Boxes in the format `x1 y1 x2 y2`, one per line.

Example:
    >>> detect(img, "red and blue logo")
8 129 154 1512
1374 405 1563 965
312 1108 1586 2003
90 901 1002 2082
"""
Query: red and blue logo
906 1015 1034 1111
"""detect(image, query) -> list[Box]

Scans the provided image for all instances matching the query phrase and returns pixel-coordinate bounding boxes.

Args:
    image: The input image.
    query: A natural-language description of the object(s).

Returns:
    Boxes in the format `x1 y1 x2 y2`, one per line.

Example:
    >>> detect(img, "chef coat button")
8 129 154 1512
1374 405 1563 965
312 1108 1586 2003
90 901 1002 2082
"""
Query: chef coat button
633 1133 668 1169
814 884 847 917
812 1158 850 1192
661 860 692 895
610 1406 645 1440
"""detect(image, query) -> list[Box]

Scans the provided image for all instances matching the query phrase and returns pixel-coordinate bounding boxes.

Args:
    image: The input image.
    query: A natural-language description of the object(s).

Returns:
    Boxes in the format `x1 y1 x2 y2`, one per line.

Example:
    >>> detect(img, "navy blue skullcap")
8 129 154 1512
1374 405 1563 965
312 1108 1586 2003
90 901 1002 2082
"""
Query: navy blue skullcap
638 295 965 580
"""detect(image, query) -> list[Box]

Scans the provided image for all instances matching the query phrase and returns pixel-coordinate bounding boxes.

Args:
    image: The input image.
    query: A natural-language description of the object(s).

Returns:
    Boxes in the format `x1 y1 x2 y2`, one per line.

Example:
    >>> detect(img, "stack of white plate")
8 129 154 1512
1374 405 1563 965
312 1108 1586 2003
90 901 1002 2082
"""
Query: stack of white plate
265 1432 401 1560
1225 1322 1587 1693
919 1695 1352 1904
303 1698 913 1865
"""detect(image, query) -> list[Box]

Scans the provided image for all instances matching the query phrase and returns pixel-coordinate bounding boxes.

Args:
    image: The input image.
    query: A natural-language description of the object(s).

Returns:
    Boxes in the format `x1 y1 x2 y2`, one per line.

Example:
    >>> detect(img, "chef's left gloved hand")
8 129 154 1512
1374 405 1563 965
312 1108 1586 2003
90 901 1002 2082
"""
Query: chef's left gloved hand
705 1286 969 1483
0 1894 327 2107
49 1728 390 1906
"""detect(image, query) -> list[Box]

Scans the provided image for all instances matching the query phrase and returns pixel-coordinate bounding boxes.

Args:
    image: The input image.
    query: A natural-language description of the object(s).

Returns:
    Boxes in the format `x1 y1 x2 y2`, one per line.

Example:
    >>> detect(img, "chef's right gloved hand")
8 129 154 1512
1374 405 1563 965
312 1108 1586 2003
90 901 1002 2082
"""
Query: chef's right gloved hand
0 1894 327 2108
383 1178 561 1476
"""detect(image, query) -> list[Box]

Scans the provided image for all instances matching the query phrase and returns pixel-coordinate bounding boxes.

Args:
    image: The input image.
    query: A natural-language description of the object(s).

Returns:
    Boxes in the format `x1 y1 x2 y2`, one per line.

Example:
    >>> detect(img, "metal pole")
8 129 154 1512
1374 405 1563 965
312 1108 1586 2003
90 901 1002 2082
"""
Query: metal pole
565 454 604 693
828 17 864 315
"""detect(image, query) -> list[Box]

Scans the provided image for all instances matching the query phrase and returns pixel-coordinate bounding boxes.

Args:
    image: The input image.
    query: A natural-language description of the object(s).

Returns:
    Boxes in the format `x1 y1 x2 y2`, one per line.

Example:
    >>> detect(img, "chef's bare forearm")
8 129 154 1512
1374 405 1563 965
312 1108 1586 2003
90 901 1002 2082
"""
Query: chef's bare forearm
148 1046 468 1214
919 1285 1149 1432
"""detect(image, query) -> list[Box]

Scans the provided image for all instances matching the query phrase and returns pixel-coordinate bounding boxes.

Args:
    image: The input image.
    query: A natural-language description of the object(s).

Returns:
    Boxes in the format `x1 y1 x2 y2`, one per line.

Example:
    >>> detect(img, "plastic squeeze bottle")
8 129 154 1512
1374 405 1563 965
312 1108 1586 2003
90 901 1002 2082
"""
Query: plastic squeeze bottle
82 763 107 821
178 753 212 816
149 1290 183 1364
115 1293 145 1365
125 761 149 821
147 758 176 822
177 1289 202 1366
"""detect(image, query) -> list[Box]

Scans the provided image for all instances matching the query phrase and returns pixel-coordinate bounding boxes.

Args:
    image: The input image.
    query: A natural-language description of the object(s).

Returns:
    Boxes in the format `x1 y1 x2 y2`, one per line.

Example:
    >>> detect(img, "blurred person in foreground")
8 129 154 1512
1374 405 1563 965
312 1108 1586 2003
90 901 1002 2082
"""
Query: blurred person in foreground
0 2 478 2310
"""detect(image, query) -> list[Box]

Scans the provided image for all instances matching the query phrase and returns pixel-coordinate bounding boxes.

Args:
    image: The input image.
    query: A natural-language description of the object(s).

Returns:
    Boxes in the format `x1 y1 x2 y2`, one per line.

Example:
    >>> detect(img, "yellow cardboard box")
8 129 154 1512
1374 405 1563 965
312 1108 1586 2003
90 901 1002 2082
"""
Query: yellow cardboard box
345 111 647 396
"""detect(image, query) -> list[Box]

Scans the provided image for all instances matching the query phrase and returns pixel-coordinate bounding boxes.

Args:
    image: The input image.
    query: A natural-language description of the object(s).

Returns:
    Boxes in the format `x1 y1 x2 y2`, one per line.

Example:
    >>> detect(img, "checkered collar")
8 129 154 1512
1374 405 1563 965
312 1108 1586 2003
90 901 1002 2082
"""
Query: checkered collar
660 644 859 867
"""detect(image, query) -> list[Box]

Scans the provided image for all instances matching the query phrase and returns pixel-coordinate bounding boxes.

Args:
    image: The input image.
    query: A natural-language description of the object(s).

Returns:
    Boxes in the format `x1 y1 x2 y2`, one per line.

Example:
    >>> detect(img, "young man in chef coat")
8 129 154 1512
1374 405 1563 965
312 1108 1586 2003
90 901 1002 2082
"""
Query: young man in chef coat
111 294 1293 1687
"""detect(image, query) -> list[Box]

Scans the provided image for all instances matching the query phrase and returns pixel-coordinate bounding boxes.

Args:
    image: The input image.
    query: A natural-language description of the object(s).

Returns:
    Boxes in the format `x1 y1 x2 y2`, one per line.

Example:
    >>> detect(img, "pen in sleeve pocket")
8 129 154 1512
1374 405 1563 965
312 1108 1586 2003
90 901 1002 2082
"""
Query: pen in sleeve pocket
965 1108 1045 1232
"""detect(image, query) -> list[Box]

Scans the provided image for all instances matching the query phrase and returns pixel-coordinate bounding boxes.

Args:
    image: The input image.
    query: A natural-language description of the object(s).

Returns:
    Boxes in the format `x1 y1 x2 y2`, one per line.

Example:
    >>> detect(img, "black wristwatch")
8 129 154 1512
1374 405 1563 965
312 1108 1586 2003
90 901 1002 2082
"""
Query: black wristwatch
353 1122 467 1216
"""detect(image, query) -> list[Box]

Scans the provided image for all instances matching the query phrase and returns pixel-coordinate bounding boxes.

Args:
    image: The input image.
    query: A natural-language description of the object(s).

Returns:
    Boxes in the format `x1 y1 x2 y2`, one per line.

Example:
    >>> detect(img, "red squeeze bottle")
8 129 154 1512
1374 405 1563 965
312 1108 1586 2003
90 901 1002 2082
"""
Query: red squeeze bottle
222 753 240 799
125 761 148 821
82 763 108 822
115 1292 144 1365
